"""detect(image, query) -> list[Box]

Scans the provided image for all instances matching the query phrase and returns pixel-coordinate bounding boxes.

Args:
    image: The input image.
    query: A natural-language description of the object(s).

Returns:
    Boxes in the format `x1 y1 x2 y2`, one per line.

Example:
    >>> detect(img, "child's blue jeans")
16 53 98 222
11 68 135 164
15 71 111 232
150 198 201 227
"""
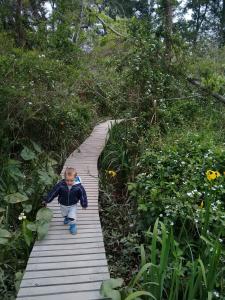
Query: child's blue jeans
60 204 77 224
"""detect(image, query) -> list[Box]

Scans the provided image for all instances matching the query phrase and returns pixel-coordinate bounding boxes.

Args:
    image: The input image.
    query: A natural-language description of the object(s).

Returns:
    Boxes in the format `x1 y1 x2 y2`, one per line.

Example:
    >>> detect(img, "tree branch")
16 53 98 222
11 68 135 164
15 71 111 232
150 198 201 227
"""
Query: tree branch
96 15 127 38
187 77 225 104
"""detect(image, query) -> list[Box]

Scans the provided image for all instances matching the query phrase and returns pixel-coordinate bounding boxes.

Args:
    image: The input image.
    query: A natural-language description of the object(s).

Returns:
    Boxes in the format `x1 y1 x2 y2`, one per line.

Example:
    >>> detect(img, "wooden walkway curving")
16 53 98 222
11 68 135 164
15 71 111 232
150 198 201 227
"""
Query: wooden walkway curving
17 120 115 300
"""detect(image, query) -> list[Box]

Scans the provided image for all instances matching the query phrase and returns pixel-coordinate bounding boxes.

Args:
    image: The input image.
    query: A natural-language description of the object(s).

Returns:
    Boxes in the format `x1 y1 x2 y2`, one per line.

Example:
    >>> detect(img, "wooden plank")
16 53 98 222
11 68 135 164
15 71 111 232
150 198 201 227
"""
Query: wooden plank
18 281 104 297
28 253 106 264
26 260 108 271
30 248 106 258
32 242 105 252
35 236 103 245
20 273 110 288
38 232 103 240
23 266 109 280
17 291 106 300
47 229 102 235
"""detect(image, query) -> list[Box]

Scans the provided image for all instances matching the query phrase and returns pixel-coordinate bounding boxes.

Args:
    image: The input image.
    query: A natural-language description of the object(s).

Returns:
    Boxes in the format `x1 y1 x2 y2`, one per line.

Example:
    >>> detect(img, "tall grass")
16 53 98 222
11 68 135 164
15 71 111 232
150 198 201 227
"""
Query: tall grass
128 219 222 300
101 219 223 300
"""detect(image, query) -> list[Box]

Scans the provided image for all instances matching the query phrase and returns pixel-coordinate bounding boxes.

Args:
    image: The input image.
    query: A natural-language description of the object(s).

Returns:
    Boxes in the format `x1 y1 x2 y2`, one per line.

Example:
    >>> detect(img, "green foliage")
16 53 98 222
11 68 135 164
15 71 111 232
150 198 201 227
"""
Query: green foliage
4 193 28 204
0 36 96 299
0 1 225 299
101 278 124 300
27 207 53 240
189 47 225 94
0 229 11 245
102 218 223 299
100 99 225 299
131 132 225 237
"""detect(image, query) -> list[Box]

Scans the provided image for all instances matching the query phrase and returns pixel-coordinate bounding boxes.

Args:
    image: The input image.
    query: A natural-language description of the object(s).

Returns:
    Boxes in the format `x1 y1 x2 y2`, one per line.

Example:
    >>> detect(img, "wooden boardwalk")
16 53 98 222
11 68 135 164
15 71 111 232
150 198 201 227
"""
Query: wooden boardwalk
17 120 115 300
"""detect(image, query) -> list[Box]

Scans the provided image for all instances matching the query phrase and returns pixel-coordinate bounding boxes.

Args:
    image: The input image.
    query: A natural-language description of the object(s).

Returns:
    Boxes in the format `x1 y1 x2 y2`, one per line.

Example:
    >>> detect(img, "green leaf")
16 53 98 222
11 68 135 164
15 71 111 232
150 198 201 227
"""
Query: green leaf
15 272 23 292
22 203 32 213
0 207 6 213
100 278 123 300
37 222 50 240
36 208 53 222
47 158 58 166
125 291 157 300
31 141 42 153
38 170 53 185
6 160 24 181
4 192 28 204
140 244 146 267
22 220 33 246
21 147 36 161
198 258 207 288
0 228 11 238
0 238 8 244
0 228 11 244
27 222 37 232
129 263 153 289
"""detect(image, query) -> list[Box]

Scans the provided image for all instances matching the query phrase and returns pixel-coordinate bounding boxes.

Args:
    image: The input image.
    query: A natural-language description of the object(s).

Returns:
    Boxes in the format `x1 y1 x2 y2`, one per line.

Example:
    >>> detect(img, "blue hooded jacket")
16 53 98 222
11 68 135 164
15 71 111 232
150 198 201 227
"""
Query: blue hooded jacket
44 179 88 208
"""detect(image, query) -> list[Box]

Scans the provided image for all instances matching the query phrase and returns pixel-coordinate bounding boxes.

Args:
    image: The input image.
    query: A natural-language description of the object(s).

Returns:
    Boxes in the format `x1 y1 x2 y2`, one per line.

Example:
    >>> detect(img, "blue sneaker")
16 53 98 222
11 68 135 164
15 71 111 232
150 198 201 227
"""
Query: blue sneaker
70 224 77 235
64 217 69 225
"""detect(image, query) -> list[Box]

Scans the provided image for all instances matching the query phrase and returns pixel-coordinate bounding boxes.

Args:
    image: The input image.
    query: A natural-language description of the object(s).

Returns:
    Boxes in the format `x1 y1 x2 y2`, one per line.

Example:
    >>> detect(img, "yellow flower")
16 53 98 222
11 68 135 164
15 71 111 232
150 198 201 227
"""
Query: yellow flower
199 201 204 209
206 170 217 181
215 171 221 178
107 170 117 177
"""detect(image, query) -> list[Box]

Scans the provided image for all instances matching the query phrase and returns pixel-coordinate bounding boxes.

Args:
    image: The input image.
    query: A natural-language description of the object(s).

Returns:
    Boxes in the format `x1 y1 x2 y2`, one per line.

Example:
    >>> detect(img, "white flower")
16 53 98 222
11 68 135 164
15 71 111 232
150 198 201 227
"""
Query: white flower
19 212 26 221
187 192 193 197
218 238 223 243
170 222 174 226
213 291 219 298
159 214 163 217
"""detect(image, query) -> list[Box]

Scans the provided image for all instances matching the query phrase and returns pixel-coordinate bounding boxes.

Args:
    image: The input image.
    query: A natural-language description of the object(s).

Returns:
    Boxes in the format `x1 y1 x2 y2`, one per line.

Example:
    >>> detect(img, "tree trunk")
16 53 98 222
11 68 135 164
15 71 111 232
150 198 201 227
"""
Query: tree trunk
15 0 24 47
163 0 173 64
221 0 225 46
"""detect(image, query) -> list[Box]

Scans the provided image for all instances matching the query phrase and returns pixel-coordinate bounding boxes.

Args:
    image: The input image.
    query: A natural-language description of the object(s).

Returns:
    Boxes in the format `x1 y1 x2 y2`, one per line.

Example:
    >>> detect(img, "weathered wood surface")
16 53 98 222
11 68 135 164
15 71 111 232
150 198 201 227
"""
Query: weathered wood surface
17 120 115 300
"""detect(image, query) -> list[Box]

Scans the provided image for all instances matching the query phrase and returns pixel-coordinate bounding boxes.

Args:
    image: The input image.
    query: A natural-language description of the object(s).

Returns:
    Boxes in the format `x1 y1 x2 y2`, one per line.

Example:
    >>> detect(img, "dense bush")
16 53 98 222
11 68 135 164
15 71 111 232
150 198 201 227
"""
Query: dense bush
99 100 225 299
0 35 96 298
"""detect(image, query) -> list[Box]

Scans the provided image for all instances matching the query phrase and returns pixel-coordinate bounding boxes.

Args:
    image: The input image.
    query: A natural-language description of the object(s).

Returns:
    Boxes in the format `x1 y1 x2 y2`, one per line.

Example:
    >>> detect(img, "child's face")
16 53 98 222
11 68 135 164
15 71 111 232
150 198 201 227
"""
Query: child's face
65 175 75 186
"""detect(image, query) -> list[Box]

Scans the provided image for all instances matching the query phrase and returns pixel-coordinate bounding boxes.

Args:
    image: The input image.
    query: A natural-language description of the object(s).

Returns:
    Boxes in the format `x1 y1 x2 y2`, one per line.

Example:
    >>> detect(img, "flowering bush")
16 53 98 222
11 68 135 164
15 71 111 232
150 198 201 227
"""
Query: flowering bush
129 133 225 243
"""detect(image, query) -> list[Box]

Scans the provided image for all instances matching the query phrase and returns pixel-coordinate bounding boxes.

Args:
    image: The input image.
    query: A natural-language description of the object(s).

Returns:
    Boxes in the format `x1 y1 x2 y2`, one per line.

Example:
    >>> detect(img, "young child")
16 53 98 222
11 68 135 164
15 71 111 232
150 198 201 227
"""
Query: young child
43 167 88 235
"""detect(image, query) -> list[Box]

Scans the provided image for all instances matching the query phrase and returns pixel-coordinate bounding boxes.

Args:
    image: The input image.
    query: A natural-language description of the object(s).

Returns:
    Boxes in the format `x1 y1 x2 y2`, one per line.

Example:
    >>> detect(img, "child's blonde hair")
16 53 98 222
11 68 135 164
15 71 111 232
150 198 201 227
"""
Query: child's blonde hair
64 167 77 178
